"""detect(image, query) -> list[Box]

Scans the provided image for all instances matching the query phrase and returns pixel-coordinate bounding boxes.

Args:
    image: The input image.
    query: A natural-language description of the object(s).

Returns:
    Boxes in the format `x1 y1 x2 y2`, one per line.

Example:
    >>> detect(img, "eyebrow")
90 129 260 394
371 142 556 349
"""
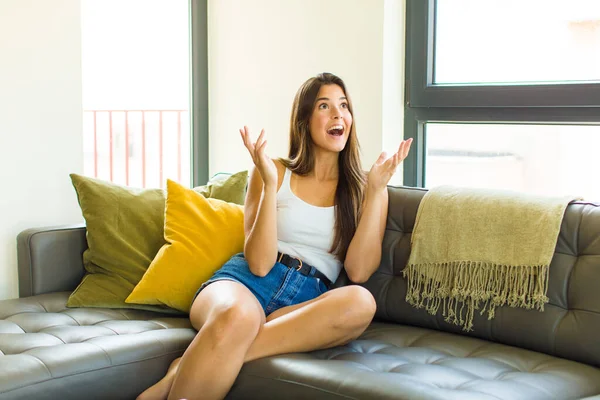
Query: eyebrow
316 97 347 102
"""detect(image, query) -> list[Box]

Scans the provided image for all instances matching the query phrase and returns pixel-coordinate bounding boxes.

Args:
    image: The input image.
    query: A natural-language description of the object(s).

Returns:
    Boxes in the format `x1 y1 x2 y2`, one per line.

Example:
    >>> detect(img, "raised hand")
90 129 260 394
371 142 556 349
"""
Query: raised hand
240 126 278 189
367 138 413 191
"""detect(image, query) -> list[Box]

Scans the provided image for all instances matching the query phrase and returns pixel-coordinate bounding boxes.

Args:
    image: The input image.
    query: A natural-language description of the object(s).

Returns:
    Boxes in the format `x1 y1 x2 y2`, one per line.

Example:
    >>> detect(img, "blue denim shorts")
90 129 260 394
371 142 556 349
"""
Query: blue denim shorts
194 253 330 316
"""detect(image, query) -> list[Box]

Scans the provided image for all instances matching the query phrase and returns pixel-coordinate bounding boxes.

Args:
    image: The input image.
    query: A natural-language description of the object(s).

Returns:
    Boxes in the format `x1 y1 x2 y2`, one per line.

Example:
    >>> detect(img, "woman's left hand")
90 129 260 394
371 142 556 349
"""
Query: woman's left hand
367 138 413 191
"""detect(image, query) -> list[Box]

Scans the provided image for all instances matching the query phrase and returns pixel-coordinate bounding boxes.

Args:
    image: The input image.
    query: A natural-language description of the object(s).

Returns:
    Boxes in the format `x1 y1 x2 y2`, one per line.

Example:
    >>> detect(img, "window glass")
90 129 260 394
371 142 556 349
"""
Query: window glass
425 123 600 201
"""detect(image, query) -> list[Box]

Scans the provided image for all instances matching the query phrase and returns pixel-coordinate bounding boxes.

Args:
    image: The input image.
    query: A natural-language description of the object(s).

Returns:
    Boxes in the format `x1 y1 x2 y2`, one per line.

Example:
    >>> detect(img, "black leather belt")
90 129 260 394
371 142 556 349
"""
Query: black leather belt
277 252 332 289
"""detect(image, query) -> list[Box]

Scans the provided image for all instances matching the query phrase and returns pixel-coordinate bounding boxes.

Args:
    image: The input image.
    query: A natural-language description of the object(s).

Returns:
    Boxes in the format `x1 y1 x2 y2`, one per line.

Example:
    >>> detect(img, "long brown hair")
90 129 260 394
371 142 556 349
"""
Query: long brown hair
280 73 366 261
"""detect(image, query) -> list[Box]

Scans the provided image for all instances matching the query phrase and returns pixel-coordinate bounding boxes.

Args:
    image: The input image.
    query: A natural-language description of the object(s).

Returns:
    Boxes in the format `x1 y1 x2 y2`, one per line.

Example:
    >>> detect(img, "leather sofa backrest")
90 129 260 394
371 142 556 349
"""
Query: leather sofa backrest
365 186 600 368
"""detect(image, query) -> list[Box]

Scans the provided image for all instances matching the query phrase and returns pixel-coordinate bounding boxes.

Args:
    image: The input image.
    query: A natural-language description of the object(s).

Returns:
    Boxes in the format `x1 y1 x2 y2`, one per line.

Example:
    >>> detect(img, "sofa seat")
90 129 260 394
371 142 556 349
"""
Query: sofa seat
231 322 600 400
0 292 195 400
4 292 600 400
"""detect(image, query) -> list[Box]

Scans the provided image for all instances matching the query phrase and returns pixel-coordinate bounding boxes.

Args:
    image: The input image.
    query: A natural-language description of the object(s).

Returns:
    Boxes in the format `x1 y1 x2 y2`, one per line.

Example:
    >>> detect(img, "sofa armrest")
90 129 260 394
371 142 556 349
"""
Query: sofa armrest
17 224 87 298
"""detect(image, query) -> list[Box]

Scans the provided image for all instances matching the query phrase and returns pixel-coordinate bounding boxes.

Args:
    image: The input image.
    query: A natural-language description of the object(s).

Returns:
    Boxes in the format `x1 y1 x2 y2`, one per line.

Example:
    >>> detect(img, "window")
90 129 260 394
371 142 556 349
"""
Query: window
426 123 600 200
81 0 208 188
404 0 600 200
435 0 600 85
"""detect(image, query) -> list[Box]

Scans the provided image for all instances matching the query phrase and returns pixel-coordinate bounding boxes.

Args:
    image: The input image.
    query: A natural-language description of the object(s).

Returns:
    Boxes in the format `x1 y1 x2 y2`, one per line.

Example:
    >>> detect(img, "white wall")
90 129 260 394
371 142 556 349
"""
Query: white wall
208 0 406 178
0 0 84 300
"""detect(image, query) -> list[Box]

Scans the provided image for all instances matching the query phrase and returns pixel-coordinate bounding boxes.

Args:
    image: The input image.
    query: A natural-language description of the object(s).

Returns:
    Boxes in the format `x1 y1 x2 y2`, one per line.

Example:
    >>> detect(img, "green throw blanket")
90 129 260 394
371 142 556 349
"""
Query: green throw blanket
403 185 579 331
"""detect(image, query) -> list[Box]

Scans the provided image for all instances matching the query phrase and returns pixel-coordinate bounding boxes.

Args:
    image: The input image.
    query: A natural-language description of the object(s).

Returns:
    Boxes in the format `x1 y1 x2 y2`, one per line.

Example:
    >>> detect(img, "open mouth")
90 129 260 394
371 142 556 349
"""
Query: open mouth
327 125 344 137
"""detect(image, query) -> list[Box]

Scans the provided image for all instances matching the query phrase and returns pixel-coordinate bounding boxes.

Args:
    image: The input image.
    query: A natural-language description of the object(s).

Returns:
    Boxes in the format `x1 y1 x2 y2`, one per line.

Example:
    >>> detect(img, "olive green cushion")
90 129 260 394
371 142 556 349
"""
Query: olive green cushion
66 171 247 312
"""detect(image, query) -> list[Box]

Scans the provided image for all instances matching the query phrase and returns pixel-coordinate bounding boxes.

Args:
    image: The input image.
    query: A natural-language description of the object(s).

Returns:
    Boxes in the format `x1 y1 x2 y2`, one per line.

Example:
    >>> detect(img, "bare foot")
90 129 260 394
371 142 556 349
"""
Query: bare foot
137 357 181 400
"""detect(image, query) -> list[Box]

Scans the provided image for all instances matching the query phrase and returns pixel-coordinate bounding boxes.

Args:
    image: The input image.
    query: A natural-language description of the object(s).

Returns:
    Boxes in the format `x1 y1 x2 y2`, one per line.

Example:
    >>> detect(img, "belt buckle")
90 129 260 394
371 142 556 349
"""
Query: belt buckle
294 258 303 271
278 252 303 271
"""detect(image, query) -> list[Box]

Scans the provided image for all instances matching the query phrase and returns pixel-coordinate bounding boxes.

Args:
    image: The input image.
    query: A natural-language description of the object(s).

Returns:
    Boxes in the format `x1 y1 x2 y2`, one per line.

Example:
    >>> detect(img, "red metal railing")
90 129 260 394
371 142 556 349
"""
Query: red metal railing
83 110 189 188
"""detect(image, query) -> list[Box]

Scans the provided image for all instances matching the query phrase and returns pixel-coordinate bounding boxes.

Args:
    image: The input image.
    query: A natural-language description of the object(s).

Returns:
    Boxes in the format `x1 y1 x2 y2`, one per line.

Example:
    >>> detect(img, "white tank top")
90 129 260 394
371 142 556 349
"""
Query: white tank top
276 168 343 283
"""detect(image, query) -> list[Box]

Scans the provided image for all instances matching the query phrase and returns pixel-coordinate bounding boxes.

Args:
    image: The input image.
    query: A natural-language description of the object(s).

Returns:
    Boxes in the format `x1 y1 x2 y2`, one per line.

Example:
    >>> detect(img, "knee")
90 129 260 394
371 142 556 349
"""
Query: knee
351 285 377 323
336 285 376 330
202 302 262 343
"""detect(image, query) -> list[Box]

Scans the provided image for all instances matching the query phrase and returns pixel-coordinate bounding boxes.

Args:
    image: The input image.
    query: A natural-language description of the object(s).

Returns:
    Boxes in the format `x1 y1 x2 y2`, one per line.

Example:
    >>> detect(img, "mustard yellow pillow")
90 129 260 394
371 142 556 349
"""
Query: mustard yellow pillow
125 179 245 313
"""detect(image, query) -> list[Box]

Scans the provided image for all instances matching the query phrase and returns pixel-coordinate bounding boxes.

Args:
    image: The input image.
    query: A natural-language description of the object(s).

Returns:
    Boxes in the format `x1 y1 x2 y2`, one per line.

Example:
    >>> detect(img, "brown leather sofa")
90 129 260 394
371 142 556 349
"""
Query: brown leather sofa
2 186 600 400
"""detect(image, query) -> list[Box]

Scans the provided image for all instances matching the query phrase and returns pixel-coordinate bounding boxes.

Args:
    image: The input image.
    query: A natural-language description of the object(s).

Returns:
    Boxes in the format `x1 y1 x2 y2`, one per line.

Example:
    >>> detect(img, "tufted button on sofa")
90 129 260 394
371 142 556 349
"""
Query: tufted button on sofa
2 186 600 399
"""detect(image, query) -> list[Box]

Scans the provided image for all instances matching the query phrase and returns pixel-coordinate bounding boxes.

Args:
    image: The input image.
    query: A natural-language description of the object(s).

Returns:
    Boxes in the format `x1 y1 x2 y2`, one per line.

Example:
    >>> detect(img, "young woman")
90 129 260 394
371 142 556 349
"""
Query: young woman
138 72 412 400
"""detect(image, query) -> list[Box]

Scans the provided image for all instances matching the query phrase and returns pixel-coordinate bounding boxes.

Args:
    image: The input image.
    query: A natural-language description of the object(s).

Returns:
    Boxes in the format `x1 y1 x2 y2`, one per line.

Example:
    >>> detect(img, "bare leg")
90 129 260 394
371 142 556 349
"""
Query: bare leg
168 281 265 400
138 285 375 400
244 285 376 362
137 280 265 400
136 357 182 400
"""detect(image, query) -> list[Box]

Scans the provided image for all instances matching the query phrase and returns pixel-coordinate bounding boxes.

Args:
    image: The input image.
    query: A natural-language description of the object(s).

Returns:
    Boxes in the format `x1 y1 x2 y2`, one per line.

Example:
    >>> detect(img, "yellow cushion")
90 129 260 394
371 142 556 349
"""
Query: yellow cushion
125 179 245 313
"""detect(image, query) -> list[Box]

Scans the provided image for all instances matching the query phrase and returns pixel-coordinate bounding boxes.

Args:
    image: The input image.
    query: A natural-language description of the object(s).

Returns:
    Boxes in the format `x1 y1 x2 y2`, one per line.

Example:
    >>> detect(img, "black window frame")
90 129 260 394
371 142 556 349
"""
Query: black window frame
403 0 600 188
191 0 209 186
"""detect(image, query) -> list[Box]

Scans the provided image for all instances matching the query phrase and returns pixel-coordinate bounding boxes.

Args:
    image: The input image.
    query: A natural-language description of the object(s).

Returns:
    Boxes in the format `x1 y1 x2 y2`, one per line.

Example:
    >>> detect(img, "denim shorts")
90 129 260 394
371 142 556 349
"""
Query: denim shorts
194 253 330 316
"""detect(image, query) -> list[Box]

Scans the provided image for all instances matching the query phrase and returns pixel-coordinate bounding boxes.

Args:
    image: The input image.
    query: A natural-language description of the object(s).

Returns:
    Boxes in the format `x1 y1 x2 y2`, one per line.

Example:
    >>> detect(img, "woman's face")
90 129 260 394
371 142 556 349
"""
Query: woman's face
308 84 353 154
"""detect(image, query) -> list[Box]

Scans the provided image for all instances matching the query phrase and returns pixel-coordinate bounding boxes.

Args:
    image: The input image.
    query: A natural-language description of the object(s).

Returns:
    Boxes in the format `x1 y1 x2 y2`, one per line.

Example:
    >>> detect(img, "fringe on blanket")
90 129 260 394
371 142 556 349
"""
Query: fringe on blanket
402 262 549 332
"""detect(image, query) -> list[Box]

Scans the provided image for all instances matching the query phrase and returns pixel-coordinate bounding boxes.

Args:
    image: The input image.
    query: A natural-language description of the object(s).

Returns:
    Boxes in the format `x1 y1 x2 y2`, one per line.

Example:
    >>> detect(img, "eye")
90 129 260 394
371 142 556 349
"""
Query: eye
341 102 349 109
318 103 328 110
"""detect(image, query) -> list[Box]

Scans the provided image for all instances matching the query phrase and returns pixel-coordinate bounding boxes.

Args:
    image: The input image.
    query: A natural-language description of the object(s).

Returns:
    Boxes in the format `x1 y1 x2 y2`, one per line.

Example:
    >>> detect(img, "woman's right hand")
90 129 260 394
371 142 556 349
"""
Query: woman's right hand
240 126 278 189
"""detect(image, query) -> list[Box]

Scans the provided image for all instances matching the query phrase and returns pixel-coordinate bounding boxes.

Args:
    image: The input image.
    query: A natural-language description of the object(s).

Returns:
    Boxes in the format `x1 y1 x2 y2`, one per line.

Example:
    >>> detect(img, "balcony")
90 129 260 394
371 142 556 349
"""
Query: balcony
83 109 190 188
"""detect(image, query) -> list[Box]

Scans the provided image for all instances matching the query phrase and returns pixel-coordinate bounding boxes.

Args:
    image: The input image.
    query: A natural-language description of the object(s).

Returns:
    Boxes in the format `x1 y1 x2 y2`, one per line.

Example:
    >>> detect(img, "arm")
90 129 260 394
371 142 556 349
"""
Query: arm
243 165 279 277
344 187 388 283
239 126 280 277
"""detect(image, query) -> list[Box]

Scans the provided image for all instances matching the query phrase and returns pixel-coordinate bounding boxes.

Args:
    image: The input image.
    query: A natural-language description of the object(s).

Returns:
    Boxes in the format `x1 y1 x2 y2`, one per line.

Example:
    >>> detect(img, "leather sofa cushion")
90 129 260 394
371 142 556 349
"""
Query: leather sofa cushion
0 292 194 400
231 322 600 400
